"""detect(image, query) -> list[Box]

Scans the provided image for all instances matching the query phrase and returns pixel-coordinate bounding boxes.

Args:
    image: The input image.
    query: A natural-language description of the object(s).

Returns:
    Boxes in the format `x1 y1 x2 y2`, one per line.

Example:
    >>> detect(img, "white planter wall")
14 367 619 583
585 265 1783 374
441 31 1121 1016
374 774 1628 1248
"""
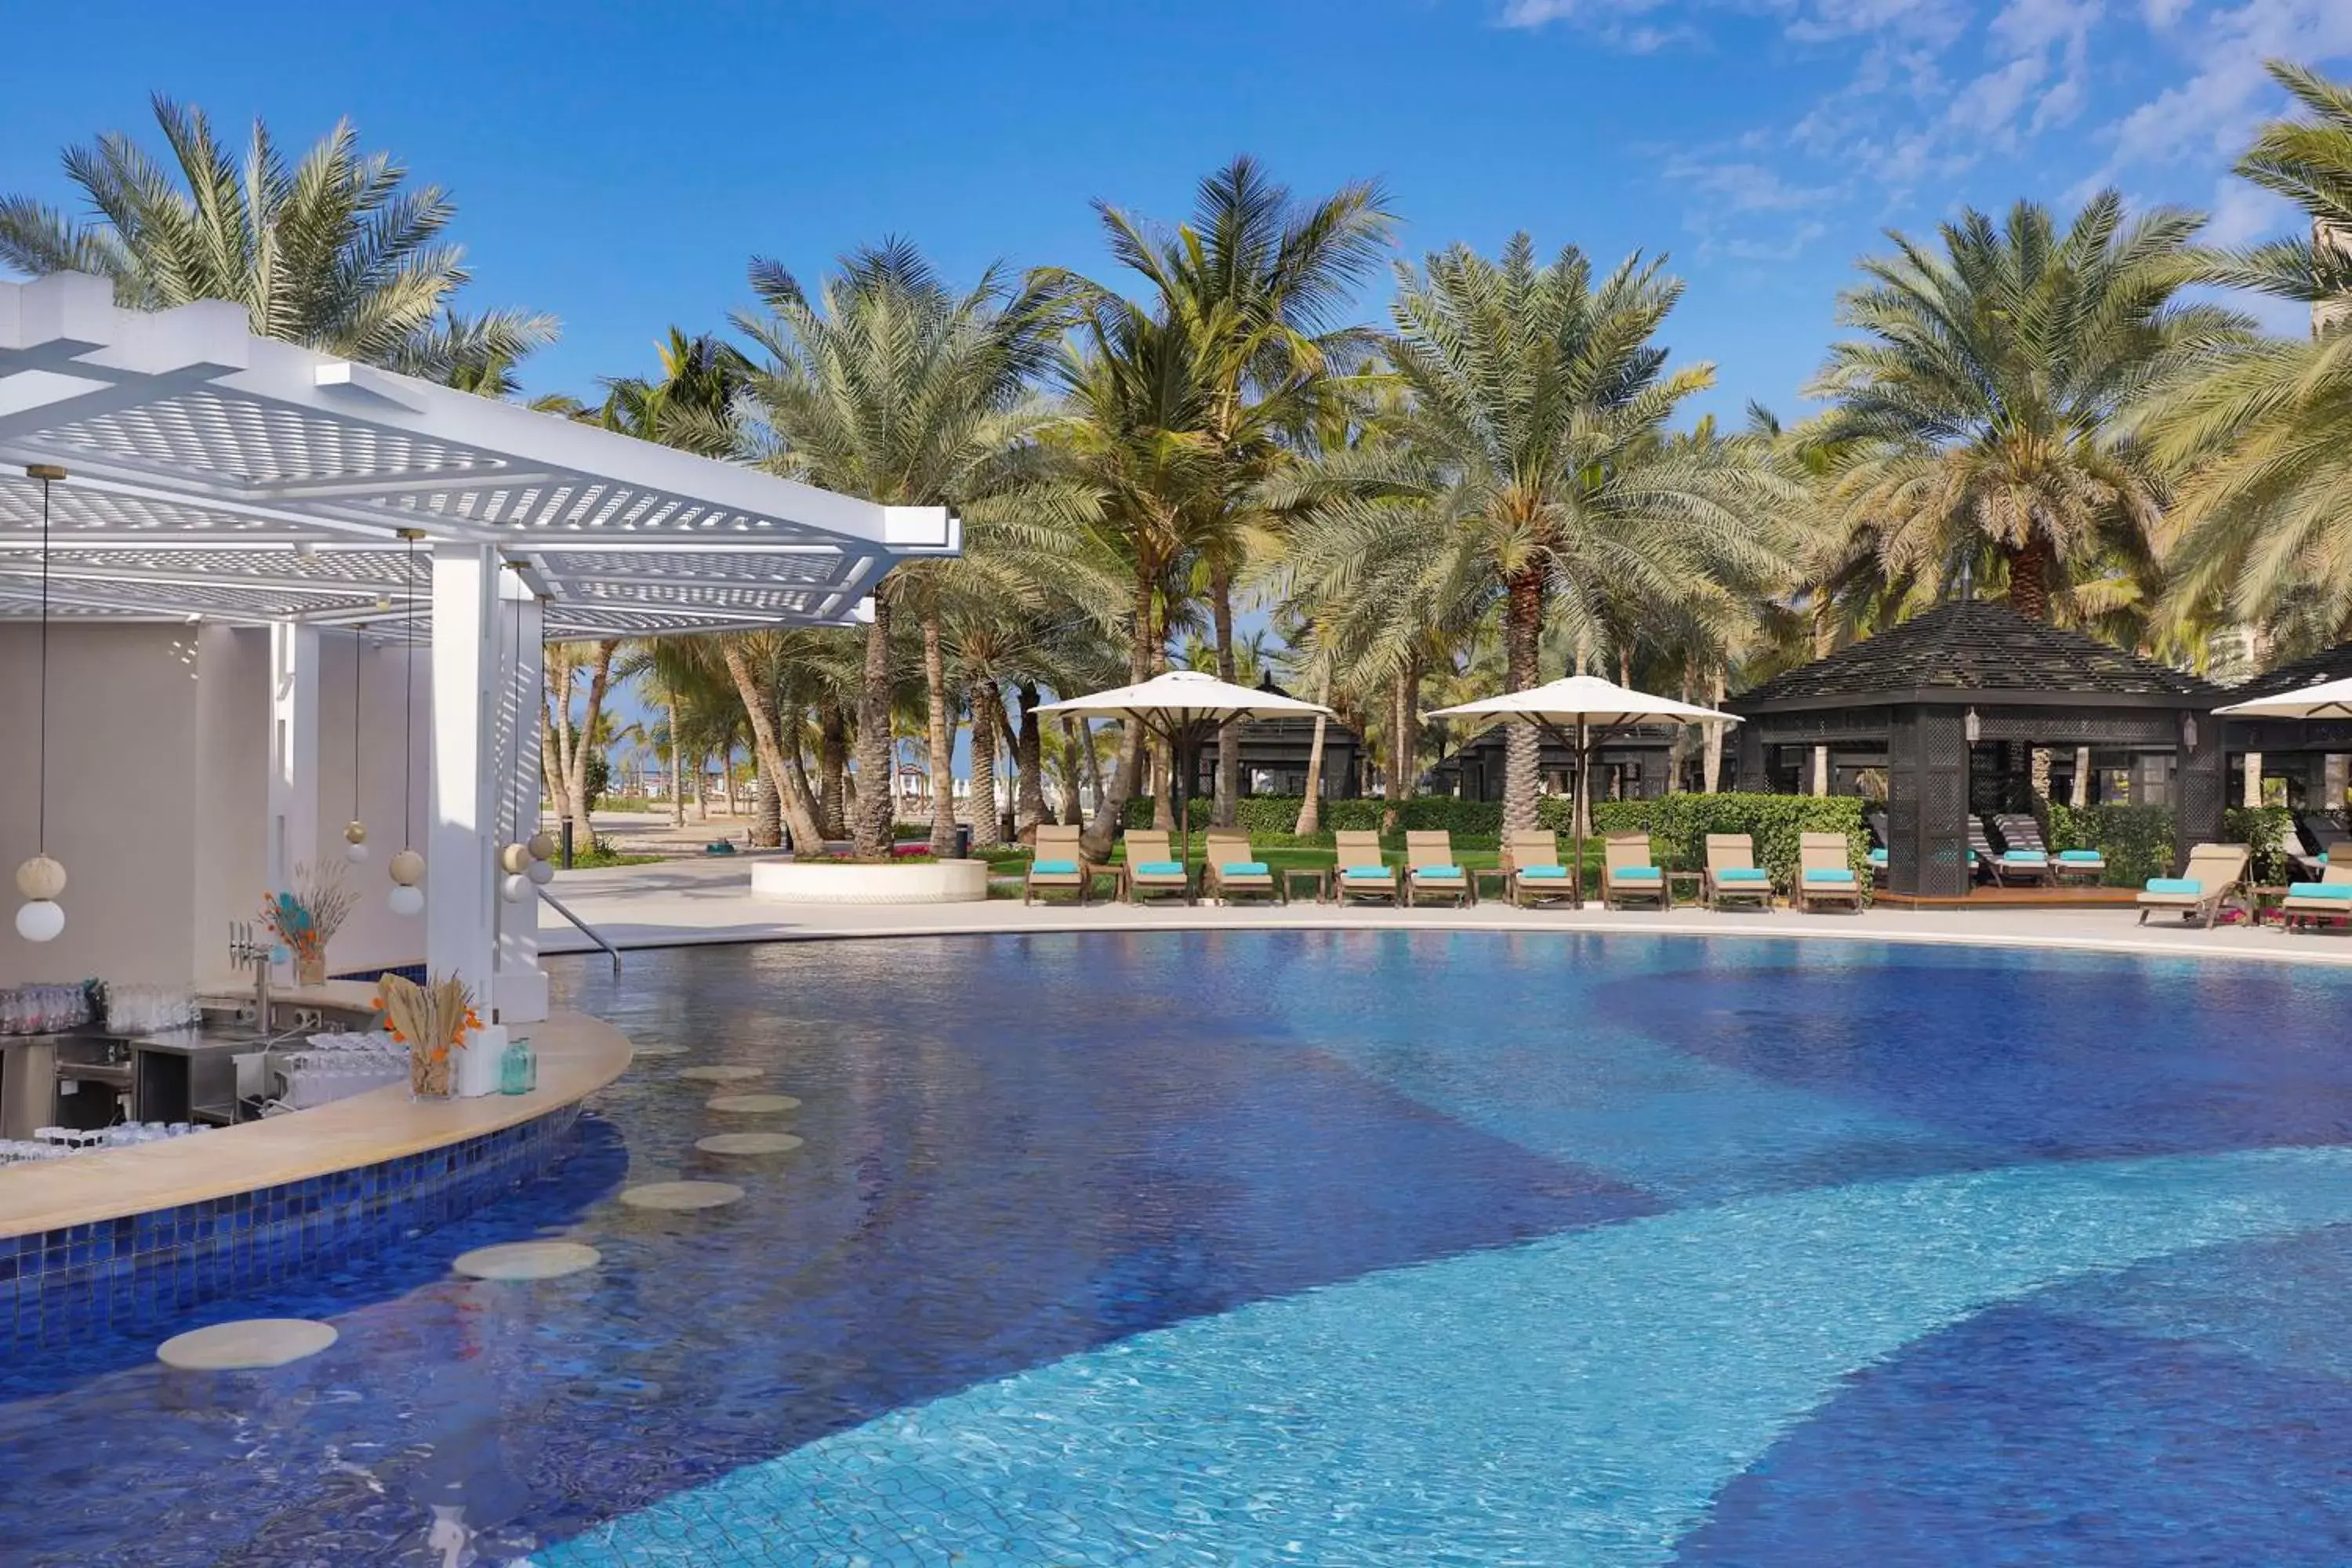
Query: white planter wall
751 859 989 905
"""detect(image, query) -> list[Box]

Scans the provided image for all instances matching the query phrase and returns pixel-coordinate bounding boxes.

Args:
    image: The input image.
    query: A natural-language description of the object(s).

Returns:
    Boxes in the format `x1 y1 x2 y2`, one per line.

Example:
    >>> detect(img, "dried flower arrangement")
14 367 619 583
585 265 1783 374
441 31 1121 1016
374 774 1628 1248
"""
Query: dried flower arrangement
373 972 483 1099
260 862 358 985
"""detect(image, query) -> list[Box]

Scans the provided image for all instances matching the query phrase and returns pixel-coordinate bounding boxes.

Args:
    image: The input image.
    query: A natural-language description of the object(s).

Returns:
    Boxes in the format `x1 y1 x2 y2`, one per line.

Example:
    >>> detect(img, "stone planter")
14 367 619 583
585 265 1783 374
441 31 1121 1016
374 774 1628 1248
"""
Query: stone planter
750 858 989 905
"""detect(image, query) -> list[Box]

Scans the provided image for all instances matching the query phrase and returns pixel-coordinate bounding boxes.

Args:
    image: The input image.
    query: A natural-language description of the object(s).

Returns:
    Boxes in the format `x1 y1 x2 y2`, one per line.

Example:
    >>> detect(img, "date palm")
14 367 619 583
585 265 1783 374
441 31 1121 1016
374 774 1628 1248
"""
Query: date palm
2138 62 2352 649
0 96 546 368
1282 235 1797 831
734 241 1071 857
1080 158 1393 822
1809 192 2245 623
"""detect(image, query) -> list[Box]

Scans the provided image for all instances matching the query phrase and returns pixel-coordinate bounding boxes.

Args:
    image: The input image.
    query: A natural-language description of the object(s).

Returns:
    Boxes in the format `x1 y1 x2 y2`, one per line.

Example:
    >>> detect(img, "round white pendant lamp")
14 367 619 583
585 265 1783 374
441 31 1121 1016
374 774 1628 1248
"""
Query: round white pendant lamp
16 466 67 942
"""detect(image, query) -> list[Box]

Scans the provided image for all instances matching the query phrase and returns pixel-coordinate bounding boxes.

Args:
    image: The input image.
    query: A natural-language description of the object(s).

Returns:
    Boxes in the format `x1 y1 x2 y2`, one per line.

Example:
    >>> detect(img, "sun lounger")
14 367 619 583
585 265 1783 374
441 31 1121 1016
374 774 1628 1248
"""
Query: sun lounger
1793 830 1863 913
1404 830 1472 908
2135 843 2250 927
2278 860 2352 930
1203 829 1279 905
1023 824 1100 906
1503 829 1574 908
1333 829 1399 906
1703 832 1775 910
1600 831 1669 911
2052 848 2106 884
1985 814 2053 886
1121 828 1192 905
1967 817 2001 883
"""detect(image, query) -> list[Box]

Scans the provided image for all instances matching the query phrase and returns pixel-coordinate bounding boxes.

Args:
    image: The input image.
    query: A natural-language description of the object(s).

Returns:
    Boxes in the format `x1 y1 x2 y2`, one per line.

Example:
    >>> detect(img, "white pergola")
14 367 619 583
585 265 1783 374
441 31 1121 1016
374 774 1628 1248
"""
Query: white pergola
0 272 956 1022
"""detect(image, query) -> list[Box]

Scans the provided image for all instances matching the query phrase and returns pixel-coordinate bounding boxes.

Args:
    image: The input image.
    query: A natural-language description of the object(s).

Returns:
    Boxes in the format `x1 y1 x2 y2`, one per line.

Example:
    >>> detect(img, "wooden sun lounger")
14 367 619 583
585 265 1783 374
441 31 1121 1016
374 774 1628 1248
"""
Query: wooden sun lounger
2279 860 2352 930
1203 829 1280 905
1793 831 1864 913
1703 832 1775 910
1122 828 1192 906
1503 829 1574 908
2135 844 2249 928
1404 830 1472 908
1333 829 1398 906
1600 831 1668 911
1023 825 1100 906
1984 815 2053 887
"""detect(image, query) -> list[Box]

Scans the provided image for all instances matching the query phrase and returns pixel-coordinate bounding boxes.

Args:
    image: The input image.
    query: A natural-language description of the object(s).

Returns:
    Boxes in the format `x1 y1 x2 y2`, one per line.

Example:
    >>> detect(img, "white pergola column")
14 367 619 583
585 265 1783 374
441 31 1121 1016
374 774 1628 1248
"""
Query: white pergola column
494 568 549 1022
266 621 320 895
426 543 499 1000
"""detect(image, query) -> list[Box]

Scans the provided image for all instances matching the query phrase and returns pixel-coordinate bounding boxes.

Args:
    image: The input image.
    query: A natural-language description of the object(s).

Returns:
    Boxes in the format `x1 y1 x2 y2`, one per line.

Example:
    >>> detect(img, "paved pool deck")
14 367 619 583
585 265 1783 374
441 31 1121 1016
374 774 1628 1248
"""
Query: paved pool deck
534 858 2352 970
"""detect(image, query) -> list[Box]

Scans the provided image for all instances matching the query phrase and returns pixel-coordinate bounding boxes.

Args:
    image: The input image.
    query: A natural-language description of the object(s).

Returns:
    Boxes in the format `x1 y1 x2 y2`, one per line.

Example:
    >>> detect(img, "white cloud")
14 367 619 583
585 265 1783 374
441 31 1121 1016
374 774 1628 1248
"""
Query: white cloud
1664 158 1842 211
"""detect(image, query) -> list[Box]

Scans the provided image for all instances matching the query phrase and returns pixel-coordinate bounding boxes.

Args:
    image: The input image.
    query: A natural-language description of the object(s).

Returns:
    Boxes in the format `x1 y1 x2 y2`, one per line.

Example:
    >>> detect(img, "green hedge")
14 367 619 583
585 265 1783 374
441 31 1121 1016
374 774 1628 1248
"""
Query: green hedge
1593 793 1868 891
2223 804 2295 884
1124 795 1504 837
2044 803 2172 886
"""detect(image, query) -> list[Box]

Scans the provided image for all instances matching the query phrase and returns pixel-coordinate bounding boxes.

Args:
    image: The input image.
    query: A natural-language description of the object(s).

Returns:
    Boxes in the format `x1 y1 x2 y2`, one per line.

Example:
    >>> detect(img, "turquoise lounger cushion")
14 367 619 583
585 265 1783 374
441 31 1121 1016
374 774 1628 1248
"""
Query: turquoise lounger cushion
1136 861 1184 877
1717 866 1769 883
1031 858 1078 874
1802 867 1857 885
2002 850 2048 864
2058 850 2103 862
1867 848 1888 864
1341 865 1390 880
1613 866 1663 881
2288 881 2352 899
1417 865 1465 879
2143 877 2202 895
1519 865 1568 879
1220 861 1270 877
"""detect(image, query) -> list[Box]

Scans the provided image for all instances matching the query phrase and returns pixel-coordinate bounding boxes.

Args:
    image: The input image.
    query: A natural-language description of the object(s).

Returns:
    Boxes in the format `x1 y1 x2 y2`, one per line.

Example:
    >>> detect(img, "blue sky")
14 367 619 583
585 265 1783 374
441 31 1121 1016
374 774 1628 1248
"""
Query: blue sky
4 0 2348 423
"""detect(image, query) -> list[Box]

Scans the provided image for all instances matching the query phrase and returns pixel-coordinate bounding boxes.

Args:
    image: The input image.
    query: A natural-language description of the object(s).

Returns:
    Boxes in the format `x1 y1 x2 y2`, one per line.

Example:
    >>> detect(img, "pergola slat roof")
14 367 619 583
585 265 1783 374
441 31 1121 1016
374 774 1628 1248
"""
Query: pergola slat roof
2227 641 2352 701
1734 600 2223 712
0 273 954 637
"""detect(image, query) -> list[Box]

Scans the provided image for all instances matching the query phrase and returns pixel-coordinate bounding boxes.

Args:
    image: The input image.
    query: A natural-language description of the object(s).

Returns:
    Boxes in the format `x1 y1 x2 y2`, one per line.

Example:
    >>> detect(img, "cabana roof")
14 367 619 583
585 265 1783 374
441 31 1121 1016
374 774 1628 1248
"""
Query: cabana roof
0 273 955 637
2228 641 2352 702
1733 600 2223 713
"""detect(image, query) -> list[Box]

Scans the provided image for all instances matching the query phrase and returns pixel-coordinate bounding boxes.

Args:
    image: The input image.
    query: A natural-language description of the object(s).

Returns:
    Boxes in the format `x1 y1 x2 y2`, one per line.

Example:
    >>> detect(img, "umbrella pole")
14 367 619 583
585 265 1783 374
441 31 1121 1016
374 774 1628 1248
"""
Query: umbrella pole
1573 719 1588 909
1172 720 1196 904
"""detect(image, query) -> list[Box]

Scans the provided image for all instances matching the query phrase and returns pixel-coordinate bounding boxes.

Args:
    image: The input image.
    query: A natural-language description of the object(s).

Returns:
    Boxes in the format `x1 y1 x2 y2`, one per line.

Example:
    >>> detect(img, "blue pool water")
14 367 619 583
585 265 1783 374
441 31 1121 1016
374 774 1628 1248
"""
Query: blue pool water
2 931 2350 1564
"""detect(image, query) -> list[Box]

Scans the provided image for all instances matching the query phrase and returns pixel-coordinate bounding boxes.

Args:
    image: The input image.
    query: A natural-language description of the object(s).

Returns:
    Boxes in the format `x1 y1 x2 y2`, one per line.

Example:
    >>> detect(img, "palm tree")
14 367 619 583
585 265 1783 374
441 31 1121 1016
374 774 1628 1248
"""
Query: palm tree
596 328 751 456
1079 158 1393 824
1808 192 2247 624
734 241 1071 857
0 96 546 368
1282 235 1797 830
2138 62 2352 651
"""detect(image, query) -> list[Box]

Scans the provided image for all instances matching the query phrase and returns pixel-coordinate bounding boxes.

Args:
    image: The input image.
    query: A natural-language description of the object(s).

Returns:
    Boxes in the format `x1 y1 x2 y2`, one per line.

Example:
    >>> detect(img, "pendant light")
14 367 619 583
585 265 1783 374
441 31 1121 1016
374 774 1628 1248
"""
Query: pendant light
387 531 426 916
15 465 67 942
344 622 370 863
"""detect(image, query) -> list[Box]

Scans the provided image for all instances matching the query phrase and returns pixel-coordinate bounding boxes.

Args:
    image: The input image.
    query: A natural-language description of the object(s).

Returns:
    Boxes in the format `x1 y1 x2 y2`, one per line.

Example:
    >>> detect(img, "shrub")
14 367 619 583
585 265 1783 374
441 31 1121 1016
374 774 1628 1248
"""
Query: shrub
2044 803 2174 887
1124 795 1504 837
1609 793 1869 891
2223 804 2295 884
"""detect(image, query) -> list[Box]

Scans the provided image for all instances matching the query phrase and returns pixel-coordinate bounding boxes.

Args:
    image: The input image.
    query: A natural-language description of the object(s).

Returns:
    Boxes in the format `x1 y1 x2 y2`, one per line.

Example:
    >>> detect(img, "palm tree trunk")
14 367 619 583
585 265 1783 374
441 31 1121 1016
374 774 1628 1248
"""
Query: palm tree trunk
2072 746 2092 808
720 640 826 853
1211 568 1240 826
852 593 895 857
1062 716 1091 828
666 689 685 829
1014 684 1047 840
2007 541 2053 622
817 702 849 839
968 681 1004 850
753 766 782 850
1704 668 1727 793
921 610 958 857
1296 666 1333 835
1501 566 1544 833
1082 571 1158 858
562 639 619 849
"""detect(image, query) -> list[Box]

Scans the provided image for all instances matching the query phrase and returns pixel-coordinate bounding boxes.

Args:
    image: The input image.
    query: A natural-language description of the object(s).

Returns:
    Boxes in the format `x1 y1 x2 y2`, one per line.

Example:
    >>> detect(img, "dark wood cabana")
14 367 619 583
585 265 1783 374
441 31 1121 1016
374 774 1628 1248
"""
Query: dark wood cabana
1185 674 1369 799
1727 601 2226 896
2223 642 2352 811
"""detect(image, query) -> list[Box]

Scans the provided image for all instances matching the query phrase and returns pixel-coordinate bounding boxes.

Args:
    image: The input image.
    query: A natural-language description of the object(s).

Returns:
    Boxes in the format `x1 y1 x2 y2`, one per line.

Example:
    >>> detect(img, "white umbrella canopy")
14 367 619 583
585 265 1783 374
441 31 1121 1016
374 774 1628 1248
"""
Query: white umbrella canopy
1037 671 1334 897
1036 669 1334 726
1425 673 1740 728
1425 675 1741 909
2215 676 2352 721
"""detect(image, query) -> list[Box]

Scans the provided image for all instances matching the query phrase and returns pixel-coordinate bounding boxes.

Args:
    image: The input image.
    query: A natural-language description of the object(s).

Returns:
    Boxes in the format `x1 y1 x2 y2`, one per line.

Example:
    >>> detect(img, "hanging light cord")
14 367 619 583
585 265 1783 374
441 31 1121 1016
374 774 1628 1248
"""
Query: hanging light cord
352 623 364 821
34 477 50 855
402 535 416 850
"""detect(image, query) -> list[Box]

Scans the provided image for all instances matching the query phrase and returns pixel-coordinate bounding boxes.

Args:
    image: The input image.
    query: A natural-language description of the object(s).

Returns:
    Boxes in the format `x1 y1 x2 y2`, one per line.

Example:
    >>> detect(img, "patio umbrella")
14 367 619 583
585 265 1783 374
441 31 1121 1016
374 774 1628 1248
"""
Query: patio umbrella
1425 675 1742 907
2215 676 2352 721
1036 670 1334 898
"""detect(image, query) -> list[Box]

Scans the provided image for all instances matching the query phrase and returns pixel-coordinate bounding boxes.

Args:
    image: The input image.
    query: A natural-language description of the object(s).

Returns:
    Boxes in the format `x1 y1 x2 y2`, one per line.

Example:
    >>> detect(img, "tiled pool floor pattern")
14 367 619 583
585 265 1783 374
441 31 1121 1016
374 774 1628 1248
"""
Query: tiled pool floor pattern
0 932 2348 1564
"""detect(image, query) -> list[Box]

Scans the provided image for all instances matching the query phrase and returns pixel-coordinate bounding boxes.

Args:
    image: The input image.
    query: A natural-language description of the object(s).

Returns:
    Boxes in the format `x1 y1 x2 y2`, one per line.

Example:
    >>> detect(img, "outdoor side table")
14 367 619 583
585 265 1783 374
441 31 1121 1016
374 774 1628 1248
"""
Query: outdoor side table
1283 867 1330 905
1667 870 1705 909
1471 867 1512 906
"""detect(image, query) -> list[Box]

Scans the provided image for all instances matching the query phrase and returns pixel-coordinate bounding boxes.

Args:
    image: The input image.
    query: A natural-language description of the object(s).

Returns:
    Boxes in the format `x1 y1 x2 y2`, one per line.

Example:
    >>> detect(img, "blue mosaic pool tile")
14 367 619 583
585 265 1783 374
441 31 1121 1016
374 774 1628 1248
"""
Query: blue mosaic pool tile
0 1105 579 1352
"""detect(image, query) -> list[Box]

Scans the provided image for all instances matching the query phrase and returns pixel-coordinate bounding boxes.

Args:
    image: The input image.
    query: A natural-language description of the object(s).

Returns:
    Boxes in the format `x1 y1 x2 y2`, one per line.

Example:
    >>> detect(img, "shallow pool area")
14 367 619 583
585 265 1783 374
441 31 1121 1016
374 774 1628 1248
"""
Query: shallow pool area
2 931 2350 1564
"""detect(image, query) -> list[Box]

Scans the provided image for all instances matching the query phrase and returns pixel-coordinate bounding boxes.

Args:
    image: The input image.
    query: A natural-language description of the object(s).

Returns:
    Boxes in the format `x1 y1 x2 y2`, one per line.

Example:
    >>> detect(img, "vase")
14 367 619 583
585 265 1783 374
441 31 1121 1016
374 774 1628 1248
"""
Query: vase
295 953 327 988
408 1037 456 1101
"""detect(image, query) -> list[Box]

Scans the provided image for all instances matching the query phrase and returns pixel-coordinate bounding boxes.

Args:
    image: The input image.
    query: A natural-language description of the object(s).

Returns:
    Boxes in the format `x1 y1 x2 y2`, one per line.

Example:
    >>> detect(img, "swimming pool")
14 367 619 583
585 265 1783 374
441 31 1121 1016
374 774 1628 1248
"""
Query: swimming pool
3 931 2350 1565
